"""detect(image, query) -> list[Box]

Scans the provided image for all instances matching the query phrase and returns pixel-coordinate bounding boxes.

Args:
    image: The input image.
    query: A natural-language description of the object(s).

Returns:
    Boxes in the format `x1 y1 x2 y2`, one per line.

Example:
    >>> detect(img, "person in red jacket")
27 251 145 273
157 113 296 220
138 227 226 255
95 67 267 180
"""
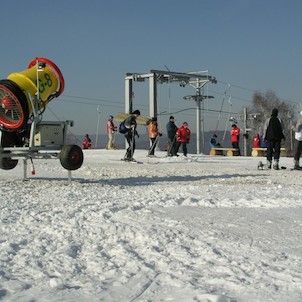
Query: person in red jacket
230 124 241 155
176 122 191 157
82 134 92 149
253 133 260 148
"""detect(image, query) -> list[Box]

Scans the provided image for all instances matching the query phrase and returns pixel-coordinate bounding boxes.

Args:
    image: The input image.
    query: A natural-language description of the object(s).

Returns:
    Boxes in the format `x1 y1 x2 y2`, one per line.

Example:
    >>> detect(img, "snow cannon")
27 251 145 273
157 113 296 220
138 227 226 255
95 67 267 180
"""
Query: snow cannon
0 57 64 130
0 58 83 177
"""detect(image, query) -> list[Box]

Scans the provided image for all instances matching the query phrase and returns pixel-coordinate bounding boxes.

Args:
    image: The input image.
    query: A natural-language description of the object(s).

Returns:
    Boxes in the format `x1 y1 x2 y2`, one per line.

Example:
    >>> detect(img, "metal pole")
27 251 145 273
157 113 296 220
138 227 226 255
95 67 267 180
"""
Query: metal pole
196 97 201 154
195 78 202 154
201 97 205 153
95 106 101 148
243 107 247 156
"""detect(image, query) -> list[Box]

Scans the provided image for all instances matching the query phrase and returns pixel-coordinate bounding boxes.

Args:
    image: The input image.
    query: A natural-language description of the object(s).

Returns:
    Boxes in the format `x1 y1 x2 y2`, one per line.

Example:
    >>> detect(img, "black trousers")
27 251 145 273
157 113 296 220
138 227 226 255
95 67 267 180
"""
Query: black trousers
168 136 177 156
125 132 135 159
266 140 281 161
231 142 240 155
294 140 302 161
176 142 188 156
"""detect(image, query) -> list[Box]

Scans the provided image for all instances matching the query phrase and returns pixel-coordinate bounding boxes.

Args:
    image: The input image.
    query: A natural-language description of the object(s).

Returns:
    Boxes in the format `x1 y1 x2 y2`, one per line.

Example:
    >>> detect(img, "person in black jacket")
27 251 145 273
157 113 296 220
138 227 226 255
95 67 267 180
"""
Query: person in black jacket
166 116 178 156
123 110 140 161
263 108 285 170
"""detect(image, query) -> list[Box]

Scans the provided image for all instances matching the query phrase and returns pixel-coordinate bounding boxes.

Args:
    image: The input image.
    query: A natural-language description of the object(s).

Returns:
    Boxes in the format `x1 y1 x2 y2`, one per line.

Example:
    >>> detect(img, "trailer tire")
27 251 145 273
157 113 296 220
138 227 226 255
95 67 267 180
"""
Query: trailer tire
0 152 18 170
60 145 83 170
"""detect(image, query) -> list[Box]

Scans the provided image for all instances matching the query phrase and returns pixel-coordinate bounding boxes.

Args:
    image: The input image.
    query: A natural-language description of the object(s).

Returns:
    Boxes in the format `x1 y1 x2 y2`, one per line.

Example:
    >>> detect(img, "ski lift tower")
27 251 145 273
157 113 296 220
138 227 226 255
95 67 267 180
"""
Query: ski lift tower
125 70 216 153
183 93 214 154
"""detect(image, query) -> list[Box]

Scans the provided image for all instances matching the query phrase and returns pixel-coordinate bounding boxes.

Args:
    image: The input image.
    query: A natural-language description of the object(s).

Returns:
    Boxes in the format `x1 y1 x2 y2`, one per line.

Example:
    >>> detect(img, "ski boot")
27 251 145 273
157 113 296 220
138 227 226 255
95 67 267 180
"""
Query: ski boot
293 160 302 170
273 159 279 170
267 160 272 169
257 161 264 170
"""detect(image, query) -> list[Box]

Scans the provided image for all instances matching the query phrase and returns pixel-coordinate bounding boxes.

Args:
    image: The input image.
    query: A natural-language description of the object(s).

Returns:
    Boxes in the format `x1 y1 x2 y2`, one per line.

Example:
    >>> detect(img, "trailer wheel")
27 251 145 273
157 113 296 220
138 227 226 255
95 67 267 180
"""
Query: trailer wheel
60 144 83 170
0 152 18 170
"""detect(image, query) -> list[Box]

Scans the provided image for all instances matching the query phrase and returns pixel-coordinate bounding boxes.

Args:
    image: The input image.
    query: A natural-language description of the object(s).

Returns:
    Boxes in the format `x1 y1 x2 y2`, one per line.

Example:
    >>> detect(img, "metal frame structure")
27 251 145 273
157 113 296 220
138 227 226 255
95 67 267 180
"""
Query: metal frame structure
125 69 217 154
0 119 74 179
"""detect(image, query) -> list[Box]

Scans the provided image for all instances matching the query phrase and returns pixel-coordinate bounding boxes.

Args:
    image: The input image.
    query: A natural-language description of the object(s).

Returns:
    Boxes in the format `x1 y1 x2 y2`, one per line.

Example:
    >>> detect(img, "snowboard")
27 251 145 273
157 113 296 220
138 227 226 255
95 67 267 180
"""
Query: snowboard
114 112 151 125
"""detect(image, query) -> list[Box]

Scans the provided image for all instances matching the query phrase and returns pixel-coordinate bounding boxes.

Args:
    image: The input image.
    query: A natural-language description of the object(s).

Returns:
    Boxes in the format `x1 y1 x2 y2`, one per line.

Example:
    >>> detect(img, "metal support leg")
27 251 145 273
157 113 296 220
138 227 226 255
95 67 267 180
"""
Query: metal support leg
68 170 72 182
23 159 27 180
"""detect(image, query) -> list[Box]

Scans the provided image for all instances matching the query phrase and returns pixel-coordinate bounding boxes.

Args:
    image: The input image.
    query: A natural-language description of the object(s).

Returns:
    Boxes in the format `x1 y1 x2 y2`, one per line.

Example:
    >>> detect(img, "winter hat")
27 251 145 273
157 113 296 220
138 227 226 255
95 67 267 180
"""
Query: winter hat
151 117 157 121
213 134 217 137
109 115 113 119
132 110 141 115
169 116 174 120
231 124 237 127
271 108 278 117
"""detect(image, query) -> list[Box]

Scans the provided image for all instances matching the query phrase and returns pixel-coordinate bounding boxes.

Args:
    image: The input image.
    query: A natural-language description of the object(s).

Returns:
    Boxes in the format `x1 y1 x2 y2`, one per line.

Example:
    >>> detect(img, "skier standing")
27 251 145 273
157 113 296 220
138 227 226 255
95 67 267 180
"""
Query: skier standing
176 122 191 157
123 110 140 161
166 116 178 156
263 108 285 170
106 115 117 150
148 117 162 157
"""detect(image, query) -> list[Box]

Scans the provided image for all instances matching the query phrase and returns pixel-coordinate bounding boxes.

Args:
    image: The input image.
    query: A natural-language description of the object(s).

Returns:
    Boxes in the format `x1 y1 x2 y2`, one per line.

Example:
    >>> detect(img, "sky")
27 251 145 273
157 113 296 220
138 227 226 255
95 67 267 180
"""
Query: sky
1 0 302 136
1 149 302 301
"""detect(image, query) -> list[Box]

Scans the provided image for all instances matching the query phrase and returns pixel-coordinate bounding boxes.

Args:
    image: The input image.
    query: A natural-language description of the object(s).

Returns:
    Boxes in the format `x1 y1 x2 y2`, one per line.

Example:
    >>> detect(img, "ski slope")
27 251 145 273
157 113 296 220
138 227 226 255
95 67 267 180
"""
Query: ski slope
1 149 302 302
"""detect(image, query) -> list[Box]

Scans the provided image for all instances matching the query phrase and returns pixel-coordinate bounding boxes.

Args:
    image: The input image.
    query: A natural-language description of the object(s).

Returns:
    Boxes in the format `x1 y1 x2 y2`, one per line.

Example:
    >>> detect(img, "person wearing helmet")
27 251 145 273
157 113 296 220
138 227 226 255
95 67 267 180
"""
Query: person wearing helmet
106 115 117 150
175 122 191 157
293 110 302 170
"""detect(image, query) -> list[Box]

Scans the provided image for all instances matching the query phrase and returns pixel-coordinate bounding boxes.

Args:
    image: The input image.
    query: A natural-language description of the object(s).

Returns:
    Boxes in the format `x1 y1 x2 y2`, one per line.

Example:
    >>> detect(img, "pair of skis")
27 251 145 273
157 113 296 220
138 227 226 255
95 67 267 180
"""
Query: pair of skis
147 135 160 157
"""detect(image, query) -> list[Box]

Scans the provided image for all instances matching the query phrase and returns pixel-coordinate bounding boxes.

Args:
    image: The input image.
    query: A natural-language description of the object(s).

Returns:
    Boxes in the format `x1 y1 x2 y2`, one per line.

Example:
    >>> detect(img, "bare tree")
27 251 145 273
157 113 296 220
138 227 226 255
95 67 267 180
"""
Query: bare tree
247 90 295 153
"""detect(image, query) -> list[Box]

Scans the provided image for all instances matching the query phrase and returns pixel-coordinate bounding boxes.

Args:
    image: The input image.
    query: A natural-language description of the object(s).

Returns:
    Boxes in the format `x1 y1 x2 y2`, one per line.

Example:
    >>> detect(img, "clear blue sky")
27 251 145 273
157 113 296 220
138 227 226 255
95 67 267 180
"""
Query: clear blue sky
1 0 302 135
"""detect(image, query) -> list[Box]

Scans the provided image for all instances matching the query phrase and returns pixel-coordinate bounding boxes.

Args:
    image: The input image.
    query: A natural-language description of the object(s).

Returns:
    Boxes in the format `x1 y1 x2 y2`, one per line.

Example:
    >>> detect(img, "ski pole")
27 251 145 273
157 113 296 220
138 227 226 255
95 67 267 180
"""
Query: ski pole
130 128 135 160
148 135 159 156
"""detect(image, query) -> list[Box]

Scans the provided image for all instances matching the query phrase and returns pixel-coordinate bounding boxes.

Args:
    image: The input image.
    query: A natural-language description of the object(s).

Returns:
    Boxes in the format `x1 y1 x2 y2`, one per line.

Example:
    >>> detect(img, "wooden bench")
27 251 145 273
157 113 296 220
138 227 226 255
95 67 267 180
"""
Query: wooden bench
251 147 286 157
210 148 239 156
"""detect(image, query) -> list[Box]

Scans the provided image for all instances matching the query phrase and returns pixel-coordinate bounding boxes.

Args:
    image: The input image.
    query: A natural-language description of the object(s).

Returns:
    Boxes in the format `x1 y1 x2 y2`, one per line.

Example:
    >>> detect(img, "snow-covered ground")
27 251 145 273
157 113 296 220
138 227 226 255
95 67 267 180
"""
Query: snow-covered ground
1 149 302 302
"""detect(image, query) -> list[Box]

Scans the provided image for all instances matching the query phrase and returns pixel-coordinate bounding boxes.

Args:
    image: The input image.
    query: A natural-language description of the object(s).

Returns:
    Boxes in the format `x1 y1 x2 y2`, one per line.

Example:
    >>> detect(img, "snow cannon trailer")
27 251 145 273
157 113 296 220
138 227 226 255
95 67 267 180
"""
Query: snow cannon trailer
0 58 83 179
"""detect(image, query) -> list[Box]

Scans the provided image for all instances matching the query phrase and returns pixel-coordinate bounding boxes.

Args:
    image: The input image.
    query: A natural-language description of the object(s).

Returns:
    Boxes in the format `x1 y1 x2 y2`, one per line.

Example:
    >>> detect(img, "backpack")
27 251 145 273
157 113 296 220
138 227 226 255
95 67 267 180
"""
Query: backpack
119 121 128 134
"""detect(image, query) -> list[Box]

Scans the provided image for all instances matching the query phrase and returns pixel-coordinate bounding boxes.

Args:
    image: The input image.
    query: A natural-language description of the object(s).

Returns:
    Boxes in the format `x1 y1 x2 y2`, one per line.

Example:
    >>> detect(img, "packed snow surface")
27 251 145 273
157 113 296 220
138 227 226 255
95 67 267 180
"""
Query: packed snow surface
1 149 302 302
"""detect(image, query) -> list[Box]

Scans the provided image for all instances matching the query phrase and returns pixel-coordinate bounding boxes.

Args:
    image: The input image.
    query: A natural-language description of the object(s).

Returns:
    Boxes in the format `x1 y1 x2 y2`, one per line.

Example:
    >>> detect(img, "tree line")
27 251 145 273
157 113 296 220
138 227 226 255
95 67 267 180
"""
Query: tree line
245 90 298 154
